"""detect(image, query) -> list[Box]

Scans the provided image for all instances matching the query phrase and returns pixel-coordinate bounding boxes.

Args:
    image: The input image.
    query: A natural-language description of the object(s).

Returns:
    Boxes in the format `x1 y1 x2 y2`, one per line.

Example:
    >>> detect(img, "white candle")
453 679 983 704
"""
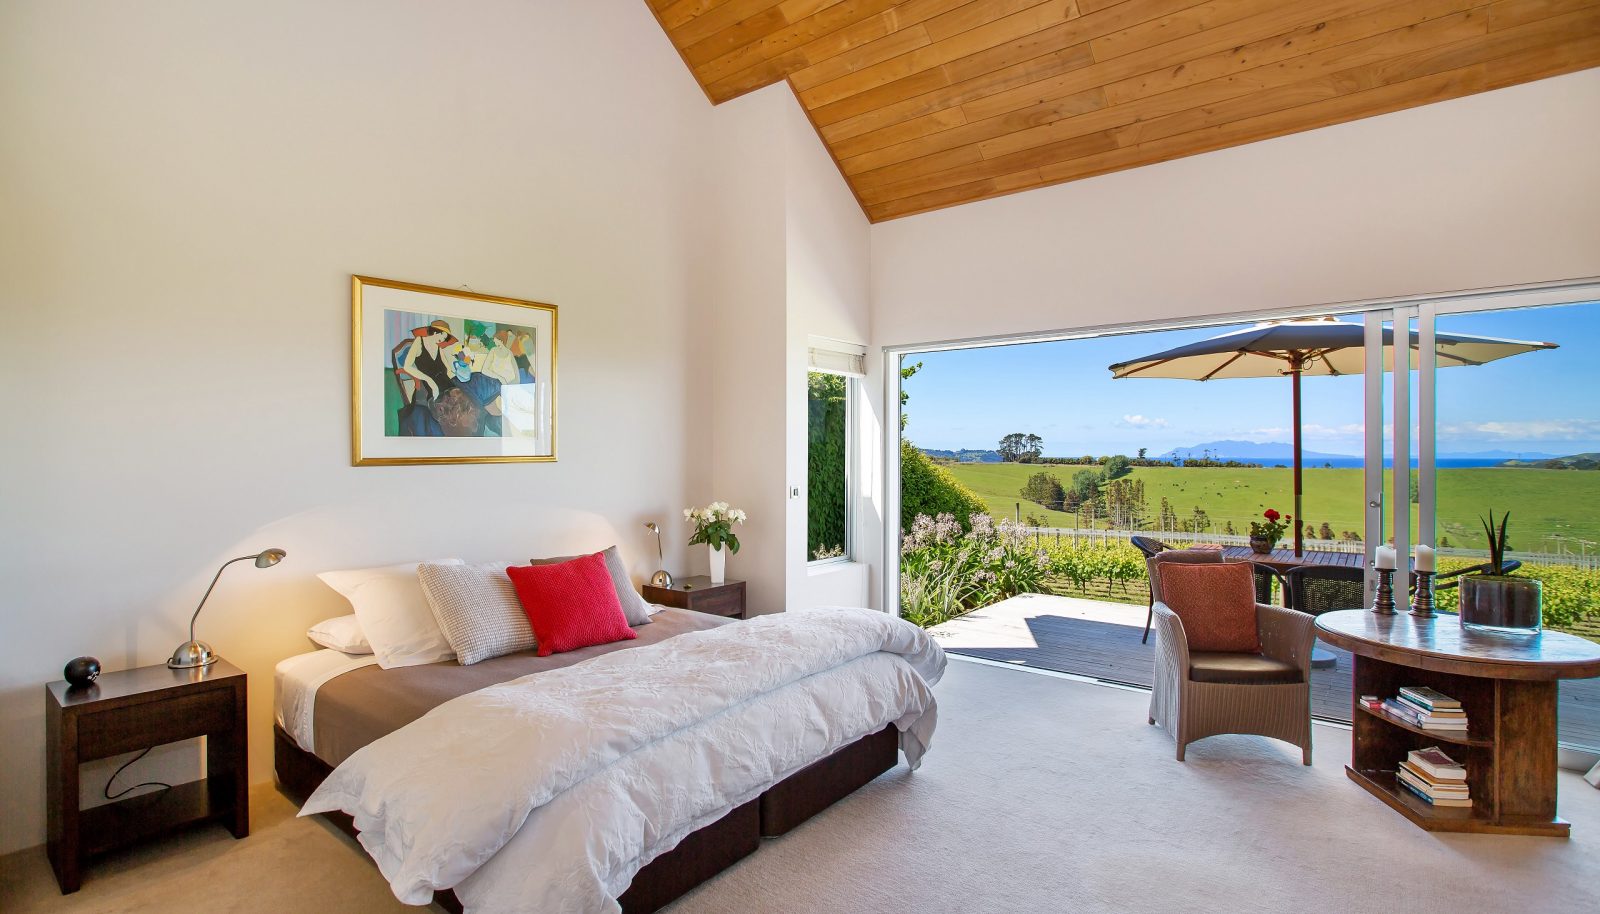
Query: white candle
1414 544 1436 573
1374 545 1397 570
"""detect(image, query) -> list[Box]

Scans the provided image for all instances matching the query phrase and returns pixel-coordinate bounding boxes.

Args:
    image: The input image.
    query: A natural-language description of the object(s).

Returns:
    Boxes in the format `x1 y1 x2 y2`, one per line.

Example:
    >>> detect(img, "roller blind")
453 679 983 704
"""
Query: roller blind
807 339 867 377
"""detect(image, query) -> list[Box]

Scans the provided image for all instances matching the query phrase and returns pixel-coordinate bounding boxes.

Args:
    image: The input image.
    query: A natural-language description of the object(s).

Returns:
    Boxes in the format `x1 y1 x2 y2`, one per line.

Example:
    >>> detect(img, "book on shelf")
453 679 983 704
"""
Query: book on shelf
1396 693 1467 719
1398 686 1462 711
1381 698 1469 730
1398 762 1468 794
1407 746 1467 781
1396 771 1473 807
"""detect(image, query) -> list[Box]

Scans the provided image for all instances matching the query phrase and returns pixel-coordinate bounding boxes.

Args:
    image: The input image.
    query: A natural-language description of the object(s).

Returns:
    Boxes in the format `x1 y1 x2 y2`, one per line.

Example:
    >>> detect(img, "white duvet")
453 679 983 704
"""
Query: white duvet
301 607 945 913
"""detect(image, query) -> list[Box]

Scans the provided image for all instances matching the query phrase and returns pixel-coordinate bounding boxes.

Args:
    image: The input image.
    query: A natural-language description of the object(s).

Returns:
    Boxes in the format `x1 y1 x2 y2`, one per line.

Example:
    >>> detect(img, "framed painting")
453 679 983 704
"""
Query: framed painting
351 275 556 465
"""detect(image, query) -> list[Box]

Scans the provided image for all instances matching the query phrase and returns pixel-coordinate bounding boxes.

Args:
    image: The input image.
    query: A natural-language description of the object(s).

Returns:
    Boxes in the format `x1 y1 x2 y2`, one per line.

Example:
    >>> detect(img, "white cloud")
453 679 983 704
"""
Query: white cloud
1120 414 1168 429
1439 418 1600 442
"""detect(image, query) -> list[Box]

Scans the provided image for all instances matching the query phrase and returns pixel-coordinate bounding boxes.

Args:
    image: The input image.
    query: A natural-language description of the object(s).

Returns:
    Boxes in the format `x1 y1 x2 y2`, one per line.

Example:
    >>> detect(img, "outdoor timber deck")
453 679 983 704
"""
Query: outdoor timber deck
929 593 1600 750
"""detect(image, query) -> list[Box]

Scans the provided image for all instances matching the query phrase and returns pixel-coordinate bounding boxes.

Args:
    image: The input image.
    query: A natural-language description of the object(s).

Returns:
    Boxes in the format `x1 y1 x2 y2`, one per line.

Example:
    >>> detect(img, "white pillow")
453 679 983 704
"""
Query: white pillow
306 615 373 655
317 560 462 669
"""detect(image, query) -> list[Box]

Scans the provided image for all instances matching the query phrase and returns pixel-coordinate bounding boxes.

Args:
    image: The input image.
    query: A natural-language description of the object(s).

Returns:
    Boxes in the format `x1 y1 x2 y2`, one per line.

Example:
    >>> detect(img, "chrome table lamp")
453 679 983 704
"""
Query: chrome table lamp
644 523 672 588
168 548 286 669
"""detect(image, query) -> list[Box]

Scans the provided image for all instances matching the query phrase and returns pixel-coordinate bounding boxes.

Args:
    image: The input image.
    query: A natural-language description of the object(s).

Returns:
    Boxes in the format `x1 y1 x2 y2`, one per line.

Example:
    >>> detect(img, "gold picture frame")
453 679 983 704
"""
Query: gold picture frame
351 275 558 465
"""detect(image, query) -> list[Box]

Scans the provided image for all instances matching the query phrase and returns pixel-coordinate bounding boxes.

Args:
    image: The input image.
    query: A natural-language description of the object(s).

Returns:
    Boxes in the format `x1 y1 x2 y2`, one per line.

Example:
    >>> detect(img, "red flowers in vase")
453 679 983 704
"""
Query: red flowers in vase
1249 509 1291 553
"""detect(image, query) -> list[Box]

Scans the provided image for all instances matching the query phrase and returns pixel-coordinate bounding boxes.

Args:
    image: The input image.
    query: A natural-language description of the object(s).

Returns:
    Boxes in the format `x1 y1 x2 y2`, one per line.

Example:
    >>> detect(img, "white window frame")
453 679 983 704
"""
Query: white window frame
807 366 859 567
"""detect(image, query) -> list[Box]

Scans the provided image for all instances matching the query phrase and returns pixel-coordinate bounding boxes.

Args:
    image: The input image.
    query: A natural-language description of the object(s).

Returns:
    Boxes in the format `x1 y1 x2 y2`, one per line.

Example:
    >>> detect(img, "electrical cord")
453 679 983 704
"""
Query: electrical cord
103 747 173 801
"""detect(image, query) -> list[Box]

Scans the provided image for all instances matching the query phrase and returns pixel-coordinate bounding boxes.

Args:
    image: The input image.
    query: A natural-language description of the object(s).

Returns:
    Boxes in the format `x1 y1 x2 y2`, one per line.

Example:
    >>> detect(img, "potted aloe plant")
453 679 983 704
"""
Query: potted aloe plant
1458 510 1542 633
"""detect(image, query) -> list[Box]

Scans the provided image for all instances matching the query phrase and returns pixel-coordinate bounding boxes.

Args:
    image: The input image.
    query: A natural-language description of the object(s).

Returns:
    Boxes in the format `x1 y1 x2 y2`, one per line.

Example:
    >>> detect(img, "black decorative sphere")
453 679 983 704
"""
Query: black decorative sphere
64 656 101 688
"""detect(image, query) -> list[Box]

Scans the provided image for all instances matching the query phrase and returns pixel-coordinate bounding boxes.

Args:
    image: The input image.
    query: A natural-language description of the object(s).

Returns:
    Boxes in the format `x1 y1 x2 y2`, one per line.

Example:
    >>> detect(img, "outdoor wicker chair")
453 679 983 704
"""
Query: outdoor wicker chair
1147 552 1315 764
1284 564 1366 616
1131 535 1170 644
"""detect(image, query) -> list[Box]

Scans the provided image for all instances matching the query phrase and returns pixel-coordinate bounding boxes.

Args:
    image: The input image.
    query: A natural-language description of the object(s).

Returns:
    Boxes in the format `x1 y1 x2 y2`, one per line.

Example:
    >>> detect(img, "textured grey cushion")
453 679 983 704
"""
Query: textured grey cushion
529 545 652 626
417 561 536 665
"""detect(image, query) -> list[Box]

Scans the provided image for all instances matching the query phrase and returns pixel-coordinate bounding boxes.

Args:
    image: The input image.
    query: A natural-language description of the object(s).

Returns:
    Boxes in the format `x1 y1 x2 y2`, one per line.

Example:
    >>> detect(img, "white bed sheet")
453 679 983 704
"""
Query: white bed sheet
274 648 379 754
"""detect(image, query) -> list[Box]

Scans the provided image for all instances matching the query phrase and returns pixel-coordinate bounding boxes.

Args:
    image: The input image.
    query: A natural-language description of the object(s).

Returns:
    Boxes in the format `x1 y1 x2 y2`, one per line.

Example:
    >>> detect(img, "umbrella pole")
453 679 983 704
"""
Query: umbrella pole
1292 360 1303 556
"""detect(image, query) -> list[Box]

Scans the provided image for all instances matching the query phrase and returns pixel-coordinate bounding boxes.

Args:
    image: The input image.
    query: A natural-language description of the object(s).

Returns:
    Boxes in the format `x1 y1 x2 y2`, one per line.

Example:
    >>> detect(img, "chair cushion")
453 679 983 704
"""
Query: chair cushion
1188 651 1303 685
1158 561 1261 652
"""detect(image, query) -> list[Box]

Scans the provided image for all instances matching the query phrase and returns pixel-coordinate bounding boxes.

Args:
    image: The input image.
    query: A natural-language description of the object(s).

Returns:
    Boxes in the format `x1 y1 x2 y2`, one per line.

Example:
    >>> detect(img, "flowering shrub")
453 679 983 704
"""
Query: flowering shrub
898 513 1049 627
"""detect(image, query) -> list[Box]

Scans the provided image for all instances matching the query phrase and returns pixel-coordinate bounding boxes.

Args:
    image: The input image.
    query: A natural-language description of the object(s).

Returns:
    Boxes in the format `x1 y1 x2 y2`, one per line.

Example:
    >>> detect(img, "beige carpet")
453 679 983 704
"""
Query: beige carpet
4 658 1597 913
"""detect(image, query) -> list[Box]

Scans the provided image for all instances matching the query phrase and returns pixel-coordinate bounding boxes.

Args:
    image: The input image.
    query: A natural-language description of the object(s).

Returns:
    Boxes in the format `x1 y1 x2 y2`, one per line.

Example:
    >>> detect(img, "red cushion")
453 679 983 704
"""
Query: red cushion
1159 562 1261 653
506 553 636 657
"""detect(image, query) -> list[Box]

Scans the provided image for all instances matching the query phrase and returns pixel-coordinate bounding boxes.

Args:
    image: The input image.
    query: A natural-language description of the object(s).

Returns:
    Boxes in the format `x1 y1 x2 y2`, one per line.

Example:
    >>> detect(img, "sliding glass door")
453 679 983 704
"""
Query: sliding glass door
1363 284 1600 753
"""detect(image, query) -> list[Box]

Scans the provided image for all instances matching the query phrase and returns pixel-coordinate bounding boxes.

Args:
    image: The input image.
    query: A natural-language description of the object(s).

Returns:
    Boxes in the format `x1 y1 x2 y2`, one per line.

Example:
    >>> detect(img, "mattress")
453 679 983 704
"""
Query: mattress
277 607 732 767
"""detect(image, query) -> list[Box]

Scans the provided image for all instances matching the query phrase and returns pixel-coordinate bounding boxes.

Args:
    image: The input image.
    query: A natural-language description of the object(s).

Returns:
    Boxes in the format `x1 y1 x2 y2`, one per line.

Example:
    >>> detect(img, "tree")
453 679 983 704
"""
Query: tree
1319 522 1335 541
1183 506 1212 534
998 433 1027 462
1020 471 1065 511
1069 468 1102 505
1103 454 1132 480
899 440 986 531
1104 477 1147 529
898 361 922 432
1023 433 1043 462
1158 497 1179 533
1137 447 1148 460
998 432 1043 462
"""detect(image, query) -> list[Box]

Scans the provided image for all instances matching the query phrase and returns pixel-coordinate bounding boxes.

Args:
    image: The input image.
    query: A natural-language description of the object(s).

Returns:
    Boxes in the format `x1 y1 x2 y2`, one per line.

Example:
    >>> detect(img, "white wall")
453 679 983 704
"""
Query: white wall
700 88 789 615
870 70 1600 350
699 86 876 615
0 0 719 855
783 95 876 611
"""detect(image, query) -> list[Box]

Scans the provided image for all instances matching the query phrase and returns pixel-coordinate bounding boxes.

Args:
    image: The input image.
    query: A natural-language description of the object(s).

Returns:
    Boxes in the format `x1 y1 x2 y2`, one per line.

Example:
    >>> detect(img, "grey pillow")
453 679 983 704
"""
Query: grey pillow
529 545 653 626
417 561 536 665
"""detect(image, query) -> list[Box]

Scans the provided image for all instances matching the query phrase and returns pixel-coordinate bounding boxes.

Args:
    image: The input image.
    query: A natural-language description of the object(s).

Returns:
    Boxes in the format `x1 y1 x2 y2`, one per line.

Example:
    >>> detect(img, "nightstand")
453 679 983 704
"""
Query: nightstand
644 576 747 620
45 658 248 893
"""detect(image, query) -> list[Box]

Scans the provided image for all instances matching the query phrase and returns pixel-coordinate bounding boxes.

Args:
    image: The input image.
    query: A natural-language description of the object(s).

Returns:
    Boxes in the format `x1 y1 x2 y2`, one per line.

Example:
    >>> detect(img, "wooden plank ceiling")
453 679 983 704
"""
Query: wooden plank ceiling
647 0 1600 221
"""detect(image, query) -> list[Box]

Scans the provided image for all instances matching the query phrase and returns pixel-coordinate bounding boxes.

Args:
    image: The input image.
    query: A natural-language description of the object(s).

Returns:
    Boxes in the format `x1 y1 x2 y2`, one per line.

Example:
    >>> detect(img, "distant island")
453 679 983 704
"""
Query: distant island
1500 452 1600 470
921 448 1003 463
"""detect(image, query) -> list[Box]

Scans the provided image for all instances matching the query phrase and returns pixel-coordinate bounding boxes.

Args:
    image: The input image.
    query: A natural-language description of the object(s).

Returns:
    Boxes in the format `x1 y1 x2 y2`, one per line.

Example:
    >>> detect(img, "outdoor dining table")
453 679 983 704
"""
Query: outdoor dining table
1219 546 1366 573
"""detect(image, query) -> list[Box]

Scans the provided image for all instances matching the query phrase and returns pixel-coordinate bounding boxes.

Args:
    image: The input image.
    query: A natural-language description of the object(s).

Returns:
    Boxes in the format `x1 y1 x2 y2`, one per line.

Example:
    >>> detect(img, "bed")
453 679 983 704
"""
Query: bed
275 606 942 914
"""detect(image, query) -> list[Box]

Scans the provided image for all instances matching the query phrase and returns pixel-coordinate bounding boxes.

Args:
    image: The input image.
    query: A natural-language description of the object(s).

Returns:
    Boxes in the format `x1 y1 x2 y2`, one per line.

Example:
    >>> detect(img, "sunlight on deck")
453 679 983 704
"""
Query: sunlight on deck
927 593 1146 655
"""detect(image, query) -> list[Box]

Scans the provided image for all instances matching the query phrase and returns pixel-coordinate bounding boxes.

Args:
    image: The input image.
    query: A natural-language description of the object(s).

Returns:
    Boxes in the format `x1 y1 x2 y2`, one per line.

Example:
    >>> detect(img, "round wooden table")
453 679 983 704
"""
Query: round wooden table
1314 610 1600 836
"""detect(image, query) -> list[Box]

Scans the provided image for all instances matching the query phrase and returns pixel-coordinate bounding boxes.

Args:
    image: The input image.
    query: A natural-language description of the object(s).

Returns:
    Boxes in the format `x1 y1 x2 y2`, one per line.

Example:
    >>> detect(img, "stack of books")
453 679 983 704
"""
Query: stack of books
1380 686 1468 732
1397 746 1471 808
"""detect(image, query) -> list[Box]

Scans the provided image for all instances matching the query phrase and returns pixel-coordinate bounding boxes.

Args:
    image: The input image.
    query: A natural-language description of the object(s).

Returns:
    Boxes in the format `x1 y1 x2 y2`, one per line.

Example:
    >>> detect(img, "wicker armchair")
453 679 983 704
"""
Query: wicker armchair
1146 553 1316 764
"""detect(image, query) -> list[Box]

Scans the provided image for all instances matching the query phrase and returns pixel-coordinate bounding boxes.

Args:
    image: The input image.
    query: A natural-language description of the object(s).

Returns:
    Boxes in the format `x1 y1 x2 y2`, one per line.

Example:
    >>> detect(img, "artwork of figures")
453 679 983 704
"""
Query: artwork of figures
352 277 556 465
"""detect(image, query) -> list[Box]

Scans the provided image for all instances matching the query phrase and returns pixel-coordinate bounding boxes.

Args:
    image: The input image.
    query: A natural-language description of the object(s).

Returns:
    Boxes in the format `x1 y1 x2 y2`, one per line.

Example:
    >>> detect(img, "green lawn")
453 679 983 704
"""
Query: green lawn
942 462 1600 549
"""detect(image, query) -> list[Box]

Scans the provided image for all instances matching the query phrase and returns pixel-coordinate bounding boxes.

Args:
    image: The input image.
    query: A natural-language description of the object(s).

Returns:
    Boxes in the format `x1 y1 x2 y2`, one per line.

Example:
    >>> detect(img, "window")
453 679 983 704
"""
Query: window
808 370 852 562
807 339 864 564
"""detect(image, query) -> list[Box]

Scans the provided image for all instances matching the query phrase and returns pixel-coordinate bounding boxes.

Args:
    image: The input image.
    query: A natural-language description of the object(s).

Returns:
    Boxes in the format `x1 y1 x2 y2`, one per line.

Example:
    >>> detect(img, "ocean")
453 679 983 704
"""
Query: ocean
1245 457 1514 469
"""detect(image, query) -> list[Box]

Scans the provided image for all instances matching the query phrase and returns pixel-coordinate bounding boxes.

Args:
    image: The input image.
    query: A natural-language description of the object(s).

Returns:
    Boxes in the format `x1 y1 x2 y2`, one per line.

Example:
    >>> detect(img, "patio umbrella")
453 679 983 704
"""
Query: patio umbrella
1107 317 1557 555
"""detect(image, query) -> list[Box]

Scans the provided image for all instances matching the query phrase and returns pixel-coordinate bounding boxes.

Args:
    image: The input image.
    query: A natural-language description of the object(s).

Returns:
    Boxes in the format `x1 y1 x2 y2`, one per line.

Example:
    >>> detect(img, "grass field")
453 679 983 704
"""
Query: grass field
942 462 1600 550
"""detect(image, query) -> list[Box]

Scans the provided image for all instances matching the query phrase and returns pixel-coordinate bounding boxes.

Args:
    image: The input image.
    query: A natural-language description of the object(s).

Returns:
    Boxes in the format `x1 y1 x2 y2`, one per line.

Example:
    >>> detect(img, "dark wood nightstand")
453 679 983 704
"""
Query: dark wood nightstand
45 658 249 893
644 576 747 620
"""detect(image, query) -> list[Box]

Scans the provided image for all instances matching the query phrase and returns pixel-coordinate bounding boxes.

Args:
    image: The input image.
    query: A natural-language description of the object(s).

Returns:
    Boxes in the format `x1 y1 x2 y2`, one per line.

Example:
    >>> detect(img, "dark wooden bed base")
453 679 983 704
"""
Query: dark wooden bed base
275 722 898 913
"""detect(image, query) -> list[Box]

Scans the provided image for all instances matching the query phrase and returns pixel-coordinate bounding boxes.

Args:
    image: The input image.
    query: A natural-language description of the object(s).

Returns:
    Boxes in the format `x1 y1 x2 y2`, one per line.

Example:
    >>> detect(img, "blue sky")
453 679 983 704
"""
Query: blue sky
900 300 1600 459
